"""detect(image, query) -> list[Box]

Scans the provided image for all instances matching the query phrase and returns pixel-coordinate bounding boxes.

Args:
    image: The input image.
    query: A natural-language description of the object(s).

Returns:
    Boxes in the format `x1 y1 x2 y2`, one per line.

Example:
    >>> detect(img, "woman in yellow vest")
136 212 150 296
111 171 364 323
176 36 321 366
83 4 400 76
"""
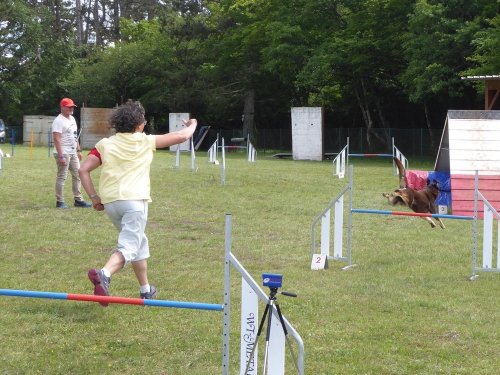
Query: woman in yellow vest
79 100 197 306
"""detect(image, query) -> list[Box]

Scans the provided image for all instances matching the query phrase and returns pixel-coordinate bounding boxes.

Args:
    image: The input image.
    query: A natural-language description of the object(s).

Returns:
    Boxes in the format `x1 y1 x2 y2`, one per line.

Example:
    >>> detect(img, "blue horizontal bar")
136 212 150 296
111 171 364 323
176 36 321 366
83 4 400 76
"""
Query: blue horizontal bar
351 209 474 220
0 289 224 311
0 289 68 300
143 299 224 311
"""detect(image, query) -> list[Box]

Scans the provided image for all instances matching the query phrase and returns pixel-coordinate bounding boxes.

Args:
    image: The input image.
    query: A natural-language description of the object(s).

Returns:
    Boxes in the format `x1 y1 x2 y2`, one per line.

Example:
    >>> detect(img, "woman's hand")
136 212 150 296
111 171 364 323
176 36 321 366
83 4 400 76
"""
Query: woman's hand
182 119 197 127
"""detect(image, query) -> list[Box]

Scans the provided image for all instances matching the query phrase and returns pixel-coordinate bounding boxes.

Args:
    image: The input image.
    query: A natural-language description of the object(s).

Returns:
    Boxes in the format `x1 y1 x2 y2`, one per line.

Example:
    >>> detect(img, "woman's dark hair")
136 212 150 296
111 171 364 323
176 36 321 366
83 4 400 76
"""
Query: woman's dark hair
109 100 145 133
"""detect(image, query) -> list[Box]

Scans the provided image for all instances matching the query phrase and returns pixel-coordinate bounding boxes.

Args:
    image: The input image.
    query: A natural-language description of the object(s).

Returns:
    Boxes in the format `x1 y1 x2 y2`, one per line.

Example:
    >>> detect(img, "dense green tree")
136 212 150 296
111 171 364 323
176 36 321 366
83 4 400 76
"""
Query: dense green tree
64 19 177 107
296 0 414 148
467 13 500 74
201 0 272 140
201 0 323 141
0 0 79 122
64 9 210 131
400 0 497 146
1 0 498 143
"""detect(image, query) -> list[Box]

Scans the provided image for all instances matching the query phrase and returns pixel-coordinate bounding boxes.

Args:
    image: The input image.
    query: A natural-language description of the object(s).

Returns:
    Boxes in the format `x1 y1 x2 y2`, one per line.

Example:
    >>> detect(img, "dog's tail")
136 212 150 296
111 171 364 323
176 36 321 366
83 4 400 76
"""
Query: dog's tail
394 157 407 188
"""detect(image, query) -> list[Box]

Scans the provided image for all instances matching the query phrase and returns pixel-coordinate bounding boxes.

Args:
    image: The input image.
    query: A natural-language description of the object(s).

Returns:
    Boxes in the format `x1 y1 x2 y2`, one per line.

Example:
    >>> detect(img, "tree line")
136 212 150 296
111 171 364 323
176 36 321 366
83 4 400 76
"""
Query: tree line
1 0 498 146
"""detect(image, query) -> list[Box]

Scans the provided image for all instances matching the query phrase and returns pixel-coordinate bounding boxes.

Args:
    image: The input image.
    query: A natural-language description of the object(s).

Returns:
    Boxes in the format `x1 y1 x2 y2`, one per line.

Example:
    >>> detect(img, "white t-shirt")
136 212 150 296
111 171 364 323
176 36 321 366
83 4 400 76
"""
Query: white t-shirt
52 114 78 155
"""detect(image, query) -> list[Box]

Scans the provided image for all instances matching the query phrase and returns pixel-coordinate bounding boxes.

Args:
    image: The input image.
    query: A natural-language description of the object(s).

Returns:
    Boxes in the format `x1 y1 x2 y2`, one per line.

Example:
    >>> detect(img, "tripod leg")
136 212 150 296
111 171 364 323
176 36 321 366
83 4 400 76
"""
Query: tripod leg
243 302 271 375
275 302 301 375
262 300 275 375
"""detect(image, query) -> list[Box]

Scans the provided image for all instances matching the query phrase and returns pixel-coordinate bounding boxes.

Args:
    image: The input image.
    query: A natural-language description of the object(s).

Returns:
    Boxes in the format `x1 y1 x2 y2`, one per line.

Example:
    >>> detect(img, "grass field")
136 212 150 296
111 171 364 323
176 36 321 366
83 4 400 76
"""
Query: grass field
0 146 498 375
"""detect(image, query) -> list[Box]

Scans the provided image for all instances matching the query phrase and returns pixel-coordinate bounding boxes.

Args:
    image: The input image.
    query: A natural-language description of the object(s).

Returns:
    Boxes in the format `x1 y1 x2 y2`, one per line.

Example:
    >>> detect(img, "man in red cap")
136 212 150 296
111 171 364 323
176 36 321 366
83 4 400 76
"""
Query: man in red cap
51 97 91 209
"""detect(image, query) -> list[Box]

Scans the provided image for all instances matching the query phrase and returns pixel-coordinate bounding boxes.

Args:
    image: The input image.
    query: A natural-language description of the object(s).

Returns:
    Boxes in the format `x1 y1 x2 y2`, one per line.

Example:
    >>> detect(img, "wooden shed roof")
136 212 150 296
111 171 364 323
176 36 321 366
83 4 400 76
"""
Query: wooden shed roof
461 75 500 109
461 75 500 80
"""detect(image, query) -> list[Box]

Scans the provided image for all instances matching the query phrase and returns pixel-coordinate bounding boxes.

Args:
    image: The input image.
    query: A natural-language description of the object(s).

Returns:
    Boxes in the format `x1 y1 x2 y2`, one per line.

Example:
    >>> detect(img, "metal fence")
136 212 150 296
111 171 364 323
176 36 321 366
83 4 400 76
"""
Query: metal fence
8 125 443 159
204 127 443 159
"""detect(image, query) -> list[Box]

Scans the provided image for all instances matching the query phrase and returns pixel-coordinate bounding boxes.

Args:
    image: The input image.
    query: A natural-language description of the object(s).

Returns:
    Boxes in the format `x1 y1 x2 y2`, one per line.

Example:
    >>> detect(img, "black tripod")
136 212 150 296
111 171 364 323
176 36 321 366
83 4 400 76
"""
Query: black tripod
243 287 300 375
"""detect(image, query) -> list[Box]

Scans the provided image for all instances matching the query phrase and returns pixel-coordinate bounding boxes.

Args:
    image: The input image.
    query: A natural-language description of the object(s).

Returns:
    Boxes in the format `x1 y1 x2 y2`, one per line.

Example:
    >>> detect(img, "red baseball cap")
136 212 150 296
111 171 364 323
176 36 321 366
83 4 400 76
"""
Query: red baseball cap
60 98 77 107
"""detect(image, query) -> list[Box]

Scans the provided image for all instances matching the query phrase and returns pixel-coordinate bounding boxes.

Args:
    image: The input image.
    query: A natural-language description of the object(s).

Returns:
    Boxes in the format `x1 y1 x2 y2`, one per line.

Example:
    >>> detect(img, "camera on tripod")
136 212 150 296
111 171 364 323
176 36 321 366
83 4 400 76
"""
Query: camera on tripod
262 273 282 288
244 273 300 375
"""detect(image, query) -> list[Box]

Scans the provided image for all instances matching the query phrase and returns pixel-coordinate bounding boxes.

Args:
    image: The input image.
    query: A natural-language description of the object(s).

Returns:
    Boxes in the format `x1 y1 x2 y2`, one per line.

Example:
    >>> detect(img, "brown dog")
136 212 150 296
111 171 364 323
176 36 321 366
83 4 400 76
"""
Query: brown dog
382 157 445 229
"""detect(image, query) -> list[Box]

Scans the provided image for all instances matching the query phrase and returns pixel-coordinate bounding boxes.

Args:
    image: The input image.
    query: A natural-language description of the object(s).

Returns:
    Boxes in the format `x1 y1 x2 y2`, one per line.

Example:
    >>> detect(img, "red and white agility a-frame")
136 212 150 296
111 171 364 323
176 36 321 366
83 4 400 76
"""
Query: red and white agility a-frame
435 110 500 217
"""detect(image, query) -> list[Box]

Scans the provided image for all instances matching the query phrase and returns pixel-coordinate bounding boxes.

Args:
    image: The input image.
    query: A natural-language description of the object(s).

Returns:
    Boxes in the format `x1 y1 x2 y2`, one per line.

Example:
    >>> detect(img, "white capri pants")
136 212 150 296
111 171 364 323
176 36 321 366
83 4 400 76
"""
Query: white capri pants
104 200 150 265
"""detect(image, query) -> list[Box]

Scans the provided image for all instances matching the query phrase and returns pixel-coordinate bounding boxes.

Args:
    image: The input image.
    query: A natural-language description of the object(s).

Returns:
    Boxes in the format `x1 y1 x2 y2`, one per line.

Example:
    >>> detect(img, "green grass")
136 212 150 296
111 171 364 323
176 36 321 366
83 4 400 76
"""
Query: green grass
0 147 498 374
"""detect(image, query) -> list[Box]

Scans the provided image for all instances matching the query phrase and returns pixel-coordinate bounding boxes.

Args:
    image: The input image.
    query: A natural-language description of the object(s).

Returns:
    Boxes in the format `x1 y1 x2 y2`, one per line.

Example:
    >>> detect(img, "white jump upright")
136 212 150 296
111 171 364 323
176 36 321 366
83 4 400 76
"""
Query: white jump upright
471 172 500 279
247 136 257 163
190 138 196 172
174 145 181 168
208 137 219 164
207 136 226 185
392 137 408 176
240 279 258 374
223 214 304 375
332 139 349 179
221 138 226 185
207 136 227 185
311 165 355 270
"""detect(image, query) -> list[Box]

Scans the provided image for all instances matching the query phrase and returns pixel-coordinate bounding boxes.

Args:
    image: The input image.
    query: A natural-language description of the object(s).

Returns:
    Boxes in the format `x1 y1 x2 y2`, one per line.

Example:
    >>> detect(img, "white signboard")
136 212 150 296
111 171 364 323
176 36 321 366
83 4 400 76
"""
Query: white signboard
291 107 323 161
169 113 190 151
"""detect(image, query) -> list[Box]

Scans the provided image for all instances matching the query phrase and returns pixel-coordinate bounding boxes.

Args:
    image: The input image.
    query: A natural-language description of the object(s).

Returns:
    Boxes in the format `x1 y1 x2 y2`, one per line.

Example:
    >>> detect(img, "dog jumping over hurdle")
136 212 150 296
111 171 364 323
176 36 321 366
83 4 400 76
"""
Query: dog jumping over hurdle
382 157 445 229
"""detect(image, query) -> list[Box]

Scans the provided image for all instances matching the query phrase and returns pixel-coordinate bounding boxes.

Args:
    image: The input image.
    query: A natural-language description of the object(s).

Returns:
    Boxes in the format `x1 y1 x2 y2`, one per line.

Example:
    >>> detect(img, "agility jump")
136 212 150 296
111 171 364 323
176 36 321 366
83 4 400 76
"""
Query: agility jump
312 165 500 280
172 137 197 171
208 134 256 164
1 214 304 375
333 137 408 179
207 136 256 185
